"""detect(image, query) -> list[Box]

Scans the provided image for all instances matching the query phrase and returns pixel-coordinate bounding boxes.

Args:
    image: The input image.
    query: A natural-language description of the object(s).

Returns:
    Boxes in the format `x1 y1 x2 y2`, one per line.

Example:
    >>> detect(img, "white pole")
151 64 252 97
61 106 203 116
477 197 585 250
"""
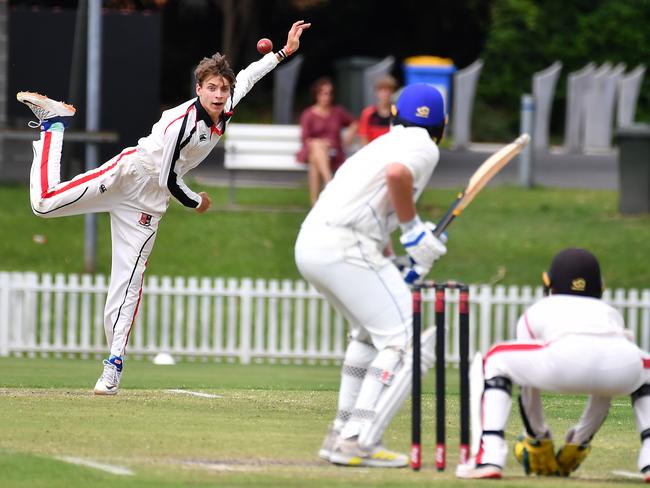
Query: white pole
519 94 535 188
84 0 102 273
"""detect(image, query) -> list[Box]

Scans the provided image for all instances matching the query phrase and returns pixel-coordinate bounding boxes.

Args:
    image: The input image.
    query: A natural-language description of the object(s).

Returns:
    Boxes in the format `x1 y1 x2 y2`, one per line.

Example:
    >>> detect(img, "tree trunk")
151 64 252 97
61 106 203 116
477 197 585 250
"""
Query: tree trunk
218 0 253 67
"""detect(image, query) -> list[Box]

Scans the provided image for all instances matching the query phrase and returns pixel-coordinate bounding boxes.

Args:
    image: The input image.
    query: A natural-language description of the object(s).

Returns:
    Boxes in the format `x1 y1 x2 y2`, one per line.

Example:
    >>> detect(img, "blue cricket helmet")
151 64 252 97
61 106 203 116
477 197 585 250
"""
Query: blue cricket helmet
393 83 446 141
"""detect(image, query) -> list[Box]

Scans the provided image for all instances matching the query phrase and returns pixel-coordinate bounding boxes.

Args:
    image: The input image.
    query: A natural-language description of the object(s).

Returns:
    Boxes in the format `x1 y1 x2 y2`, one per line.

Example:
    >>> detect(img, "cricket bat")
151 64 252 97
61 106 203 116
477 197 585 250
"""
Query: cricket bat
433 134 530 237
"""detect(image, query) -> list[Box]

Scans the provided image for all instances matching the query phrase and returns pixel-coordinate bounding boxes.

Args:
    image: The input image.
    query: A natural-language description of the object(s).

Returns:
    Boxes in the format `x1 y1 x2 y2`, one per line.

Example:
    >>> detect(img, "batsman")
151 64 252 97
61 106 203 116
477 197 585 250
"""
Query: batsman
457 248 650 481
295 83 448 467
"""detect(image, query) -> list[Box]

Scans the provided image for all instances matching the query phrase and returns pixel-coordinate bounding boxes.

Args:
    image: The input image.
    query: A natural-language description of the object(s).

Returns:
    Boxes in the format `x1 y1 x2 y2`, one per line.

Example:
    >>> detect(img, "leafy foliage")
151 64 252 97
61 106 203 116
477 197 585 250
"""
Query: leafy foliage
476 0 650 140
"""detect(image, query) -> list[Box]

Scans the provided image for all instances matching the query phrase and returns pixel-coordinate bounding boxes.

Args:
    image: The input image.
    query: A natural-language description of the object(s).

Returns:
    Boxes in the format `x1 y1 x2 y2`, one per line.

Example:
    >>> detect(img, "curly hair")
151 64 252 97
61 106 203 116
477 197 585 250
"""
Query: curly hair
194 53 236 87
310 76 334 103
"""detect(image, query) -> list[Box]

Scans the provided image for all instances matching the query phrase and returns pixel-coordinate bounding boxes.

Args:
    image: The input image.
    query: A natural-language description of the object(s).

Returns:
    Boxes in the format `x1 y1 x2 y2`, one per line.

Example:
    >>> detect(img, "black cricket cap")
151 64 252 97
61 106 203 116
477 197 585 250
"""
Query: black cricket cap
543 248 603 298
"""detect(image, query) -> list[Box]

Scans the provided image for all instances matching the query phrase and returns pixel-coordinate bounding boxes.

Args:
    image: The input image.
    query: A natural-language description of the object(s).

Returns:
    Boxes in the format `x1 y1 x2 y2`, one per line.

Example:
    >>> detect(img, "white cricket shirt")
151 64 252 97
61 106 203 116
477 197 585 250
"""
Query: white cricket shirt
135 52 279 208
518 294 627 342
302 125 439 243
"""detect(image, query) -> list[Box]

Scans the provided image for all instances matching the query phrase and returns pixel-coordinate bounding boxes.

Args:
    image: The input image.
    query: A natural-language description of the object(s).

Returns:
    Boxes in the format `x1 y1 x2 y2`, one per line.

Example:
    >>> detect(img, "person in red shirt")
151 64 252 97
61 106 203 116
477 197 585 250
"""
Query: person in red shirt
296 77 357 205
358 75 398 146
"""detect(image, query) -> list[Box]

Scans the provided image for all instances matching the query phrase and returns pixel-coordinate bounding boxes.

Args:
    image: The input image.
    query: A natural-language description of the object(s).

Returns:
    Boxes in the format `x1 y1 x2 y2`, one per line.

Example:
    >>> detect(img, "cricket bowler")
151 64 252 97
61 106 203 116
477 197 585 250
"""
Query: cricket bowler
16 20 310 395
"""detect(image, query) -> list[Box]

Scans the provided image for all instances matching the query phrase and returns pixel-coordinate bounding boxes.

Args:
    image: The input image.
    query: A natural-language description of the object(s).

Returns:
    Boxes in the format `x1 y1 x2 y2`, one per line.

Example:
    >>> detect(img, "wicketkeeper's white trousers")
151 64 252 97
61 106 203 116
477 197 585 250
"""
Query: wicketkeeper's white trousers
477 334 650 469
30 128 168 358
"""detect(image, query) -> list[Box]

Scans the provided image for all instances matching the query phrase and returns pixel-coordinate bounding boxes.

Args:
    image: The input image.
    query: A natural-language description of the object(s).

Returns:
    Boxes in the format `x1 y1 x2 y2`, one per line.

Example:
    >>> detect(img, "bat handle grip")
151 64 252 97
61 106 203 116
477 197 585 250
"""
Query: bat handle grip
434 193 463 238
434 211 455 238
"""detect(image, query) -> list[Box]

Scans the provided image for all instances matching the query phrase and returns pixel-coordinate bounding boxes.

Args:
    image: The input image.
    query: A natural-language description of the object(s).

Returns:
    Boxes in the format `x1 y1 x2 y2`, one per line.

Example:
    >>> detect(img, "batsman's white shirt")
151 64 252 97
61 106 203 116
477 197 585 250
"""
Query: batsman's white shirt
29 52 280 359
302 124 438 244
295 125 439 349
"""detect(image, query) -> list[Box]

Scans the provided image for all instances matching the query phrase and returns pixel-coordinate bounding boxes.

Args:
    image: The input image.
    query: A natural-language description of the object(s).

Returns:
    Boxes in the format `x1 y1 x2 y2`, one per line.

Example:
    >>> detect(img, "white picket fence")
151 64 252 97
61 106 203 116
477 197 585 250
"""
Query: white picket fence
1 271 650 363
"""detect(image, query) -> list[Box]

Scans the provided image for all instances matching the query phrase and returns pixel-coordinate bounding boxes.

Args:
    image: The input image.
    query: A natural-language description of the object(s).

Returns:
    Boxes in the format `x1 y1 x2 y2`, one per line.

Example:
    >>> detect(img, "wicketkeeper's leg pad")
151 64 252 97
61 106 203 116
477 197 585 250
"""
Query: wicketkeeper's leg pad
476 375 512 468
632 384 650 474
469 352 484 458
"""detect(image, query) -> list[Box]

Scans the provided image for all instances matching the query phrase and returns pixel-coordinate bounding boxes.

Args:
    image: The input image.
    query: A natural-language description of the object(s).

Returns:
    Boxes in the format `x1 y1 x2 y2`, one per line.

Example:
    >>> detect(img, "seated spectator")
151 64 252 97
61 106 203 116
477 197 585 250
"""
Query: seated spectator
297 77 357 205
358 75 398 145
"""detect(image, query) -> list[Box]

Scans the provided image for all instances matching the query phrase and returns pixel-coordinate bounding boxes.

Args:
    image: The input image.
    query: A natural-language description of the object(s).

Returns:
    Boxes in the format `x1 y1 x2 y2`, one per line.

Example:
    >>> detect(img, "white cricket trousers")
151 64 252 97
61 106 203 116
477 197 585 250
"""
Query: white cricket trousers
30 128 168 358
295 224 413 440
477 334 649 468
294 225 411 350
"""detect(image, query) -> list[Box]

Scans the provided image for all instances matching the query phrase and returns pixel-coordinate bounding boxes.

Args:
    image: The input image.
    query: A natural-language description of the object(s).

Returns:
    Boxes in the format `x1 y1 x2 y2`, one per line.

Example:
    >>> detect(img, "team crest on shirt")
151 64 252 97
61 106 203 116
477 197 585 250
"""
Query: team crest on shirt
415 106 430 118
138 212 152 227
571 278 586 291
199 133 207 142
99 184 107 194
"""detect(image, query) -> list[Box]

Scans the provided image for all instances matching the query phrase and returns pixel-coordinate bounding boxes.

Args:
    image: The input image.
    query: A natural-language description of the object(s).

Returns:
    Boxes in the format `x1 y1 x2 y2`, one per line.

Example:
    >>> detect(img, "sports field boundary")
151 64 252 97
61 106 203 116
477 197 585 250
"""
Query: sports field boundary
2 271 649 363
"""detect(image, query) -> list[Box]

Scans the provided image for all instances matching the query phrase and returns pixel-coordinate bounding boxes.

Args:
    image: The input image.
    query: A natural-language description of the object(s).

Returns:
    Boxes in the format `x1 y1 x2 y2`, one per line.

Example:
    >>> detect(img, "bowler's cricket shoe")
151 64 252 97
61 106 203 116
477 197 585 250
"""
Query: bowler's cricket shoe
328 436 408 468
93 355 123 395
318 424 340 461
16 91 75 130
643 465 650 483
456 460 503 480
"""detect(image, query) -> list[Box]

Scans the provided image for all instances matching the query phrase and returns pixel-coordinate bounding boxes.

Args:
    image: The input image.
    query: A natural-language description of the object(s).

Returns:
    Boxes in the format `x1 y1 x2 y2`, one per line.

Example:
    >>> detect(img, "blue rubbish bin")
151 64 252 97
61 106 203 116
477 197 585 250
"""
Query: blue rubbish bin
403 56 456 115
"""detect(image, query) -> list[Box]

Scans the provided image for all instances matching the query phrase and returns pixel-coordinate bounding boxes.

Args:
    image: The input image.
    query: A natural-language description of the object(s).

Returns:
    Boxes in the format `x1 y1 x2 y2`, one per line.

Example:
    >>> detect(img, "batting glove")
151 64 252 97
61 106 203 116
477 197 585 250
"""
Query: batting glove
399 217 447 282
391 224 447 272
423 221 448 244
556 443 591 476
514 434 560 476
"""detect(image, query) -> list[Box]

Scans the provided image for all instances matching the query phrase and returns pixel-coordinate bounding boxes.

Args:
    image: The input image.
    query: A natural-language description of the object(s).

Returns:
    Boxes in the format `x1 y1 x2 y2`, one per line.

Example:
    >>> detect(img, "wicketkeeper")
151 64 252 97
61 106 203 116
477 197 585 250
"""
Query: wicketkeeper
295 83 448 467
17 20 310 396
457 248 650 481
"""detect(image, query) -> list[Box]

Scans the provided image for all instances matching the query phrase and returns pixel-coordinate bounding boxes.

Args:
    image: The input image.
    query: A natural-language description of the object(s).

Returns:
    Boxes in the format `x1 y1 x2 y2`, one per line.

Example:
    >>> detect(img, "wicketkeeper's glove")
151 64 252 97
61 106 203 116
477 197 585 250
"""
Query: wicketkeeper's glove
514 434 560 476
399 219 447 284
556 443 591 476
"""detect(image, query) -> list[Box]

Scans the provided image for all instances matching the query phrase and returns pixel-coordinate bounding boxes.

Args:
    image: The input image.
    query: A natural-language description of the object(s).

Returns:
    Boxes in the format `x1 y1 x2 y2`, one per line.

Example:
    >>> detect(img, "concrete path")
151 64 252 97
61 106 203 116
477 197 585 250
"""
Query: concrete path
194 145 619 191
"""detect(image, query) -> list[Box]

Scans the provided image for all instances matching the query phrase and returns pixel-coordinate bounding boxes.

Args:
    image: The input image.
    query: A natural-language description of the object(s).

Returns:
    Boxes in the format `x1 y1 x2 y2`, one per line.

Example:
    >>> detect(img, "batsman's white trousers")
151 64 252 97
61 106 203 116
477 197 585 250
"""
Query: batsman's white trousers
294 225 411 351
30 129 168 358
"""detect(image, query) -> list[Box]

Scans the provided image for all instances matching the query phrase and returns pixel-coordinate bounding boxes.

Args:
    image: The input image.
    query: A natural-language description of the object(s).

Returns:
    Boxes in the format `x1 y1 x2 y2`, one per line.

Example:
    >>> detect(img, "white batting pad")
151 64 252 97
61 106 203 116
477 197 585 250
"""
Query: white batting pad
358 327 436 449
470 352 484 458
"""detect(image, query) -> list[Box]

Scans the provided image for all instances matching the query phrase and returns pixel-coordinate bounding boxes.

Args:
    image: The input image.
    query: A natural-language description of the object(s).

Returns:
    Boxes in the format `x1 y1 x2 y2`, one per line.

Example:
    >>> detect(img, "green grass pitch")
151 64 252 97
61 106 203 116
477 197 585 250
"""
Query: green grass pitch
2 183 650 287
0 357 642 487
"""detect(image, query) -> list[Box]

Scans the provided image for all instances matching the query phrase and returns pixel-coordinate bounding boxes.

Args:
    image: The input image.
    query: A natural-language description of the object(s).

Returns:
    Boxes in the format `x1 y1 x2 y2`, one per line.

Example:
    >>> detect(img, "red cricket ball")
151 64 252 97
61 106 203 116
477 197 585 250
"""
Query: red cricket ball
256 38 273 55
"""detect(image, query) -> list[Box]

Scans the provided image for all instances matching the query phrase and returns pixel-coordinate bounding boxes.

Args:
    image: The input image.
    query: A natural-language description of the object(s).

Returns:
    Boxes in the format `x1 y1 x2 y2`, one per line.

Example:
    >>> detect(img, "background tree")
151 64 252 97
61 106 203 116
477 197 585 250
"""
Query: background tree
475 0 650 141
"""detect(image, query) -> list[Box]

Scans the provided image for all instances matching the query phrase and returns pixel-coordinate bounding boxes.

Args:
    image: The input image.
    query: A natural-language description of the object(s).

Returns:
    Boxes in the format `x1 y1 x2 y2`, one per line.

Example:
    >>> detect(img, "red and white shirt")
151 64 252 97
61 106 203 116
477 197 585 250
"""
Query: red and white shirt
135 52 280 208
